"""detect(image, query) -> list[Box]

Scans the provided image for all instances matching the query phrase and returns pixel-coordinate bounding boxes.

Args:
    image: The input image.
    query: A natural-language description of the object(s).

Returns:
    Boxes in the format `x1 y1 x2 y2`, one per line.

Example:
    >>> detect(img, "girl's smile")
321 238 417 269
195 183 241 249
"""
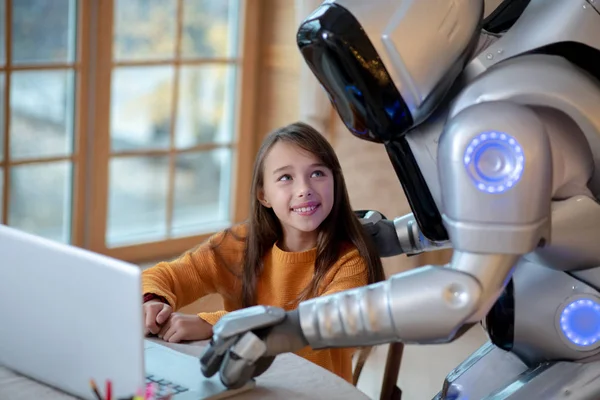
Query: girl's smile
291 201 321 216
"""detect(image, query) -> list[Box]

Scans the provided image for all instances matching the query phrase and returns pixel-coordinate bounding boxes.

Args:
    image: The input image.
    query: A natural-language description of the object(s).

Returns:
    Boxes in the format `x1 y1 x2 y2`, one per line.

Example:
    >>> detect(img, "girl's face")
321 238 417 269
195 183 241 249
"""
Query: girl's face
259 141 335 246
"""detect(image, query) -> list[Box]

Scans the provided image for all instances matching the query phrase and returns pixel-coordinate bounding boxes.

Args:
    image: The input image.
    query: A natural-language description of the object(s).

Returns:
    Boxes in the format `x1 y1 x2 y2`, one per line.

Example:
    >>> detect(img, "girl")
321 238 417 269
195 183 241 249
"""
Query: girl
141 121 385 383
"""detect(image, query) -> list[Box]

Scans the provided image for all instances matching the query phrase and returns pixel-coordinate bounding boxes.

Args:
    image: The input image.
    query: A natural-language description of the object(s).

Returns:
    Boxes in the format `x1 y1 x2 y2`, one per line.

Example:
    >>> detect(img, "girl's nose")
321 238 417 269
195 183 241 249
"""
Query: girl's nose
297 183 313 198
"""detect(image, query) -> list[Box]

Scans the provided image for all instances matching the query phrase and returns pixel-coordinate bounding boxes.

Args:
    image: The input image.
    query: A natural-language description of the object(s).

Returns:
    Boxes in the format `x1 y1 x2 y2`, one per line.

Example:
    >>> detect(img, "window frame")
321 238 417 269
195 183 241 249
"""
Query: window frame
84 0 261 263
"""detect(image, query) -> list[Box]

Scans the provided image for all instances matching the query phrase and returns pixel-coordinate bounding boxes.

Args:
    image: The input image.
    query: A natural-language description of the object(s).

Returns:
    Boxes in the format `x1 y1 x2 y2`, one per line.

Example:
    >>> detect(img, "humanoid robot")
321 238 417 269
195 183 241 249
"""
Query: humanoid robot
199 0 600 398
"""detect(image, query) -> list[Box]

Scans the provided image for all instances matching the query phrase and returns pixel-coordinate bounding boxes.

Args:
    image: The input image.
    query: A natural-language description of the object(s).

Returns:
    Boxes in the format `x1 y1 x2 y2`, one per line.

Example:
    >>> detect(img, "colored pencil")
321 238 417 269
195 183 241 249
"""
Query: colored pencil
90 379 102 400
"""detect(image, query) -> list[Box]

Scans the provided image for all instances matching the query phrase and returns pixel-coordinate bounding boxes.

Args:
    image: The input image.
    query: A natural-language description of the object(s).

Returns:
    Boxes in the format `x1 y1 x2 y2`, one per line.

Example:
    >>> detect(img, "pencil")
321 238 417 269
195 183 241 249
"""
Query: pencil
146 382 155 400
106 380 112 400
90 379 102 400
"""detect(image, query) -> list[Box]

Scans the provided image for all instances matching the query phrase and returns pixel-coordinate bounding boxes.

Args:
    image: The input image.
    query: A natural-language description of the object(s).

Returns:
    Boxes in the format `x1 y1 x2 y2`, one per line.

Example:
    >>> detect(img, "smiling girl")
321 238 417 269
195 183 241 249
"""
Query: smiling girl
141 121 385 383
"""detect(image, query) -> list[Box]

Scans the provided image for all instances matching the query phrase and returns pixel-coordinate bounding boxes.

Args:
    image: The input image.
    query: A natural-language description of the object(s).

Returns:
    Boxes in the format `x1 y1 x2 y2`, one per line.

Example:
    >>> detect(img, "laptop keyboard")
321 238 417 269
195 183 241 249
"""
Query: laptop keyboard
146 374 189 396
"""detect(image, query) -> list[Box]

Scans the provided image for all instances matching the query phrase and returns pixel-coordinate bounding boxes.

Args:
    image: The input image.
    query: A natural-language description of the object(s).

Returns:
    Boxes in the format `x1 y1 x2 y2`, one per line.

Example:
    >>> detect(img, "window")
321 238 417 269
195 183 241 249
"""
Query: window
0 0 259 263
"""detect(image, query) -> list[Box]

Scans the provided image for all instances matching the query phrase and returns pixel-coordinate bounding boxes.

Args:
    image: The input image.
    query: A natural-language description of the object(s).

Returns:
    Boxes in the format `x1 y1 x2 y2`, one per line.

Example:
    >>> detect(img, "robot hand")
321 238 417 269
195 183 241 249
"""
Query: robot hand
355 210 403 257
199 306 308 389
356 210 451 257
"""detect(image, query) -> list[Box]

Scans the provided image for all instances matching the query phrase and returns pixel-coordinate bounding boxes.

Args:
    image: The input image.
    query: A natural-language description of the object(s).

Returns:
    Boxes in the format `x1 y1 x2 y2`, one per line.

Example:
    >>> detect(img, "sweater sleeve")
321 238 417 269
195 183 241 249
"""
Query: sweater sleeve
142 225 246 311
197 310 229 325
320 248 370 296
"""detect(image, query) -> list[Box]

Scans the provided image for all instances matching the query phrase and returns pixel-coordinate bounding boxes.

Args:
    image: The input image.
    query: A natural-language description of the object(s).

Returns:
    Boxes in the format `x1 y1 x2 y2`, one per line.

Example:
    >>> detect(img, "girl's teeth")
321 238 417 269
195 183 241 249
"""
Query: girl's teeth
296 206 316 212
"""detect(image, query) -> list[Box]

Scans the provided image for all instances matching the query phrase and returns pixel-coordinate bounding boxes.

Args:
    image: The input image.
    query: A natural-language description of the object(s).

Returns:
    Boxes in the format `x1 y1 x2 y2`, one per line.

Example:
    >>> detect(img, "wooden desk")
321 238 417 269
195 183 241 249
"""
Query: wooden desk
0 339 369 400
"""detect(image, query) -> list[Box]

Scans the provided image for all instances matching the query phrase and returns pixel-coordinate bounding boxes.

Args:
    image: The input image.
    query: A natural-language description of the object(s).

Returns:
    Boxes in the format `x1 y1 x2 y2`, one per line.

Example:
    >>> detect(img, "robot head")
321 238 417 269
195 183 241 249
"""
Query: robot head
297 0 484 143
297 0 484 242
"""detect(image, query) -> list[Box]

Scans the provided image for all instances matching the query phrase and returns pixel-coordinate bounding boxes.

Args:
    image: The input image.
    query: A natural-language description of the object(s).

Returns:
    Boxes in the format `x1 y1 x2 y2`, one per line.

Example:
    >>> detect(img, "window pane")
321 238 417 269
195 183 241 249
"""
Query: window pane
0 0 5 66
176 65 236 148
172 149 231 237
113 0 177 62
10 70 75 160
0 73 4 162
181 0 240 59
10 70 74 159
8 161 72 243
111 66 174 152
107 156 168 247
12 0 77 65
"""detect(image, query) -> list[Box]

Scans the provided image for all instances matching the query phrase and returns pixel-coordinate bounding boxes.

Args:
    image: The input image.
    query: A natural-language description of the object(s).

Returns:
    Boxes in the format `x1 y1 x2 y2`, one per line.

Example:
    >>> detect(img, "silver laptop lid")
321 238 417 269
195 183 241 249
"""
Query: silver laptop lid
0 224 145 399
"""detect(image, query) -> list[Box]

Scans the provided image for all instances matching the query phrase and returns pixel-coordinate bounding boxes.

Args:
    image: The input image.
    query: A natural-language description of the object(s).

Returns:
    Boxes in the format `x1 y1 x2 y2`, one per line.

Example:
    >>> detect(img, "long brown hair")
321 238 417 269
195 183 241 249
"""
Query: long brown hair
217 122 385 307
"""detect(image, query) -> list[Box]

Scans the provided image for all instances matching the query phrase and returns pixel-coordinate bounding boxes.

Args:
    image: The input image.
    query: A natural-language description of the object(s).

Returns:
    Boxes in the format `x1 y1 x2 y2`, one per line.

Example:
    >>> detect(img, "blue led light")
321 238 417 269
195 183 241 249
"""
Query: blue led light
445 383 465 400
559 298 600 347
463 131 525 194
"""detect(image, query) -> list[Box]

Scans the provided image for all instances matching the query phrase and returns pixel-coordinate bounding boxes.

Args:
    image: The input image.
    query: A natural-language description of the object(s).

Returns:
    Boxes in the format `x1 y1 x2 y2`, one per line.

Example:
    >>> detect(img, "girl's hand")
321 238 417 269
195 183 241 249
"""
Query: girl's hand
158 313 213 343
143 300 173 336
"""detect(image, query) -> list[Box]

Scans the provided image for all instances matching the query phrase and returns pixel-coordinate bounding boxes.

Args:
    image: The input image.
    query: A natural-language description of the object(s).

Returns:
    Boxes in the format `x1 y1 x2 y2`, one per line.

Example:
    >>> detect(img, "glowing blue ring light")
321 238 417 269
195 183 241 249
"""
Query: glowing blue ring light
557 296 600 350
463 131 525 194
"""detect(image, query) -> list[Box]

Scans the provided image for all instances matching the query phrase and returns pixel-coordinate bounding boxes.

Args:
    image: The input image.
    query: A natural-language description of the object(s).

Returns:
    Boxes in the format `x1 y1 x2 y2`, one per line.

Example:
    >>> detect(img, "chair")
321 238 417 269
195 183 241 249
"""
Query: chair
353 342 404 400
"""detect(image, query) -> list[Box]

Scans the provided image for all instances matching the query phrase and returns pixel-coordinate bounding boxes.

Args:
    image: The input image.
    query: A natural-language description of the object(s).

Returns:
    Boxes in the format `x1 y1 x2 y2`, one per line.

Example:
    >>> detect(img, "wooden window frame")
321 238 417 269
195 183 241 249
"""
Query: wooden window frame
83 0 262 263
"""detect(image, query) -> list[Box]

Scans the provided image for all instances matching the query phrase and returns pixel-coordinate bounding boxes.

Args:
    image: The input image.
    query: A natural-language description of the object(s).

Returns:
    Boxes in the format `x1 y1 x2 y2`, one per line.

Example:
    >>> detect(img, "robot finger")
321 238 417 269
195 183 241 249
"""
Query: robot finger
199 346 223 377
219 331 268 388
199 336 238 377
219 349 257 389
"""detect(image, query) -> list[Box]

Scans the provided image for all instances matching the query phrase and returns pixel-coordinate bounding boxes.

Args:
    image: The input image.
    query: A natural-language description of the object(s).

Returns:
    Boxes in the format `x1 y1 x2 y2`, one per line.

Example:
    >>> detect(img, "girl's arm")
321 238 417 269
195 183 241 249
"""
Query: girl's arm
142 226 246 311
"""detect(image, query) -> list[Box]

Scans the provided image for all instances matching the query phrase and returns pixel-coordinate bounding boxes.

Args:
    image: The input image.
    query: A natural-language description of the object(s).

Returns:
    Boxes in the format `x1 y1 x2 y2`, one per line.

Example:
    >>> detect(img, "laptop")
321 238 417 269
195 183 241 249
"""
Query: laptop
0 224 255 400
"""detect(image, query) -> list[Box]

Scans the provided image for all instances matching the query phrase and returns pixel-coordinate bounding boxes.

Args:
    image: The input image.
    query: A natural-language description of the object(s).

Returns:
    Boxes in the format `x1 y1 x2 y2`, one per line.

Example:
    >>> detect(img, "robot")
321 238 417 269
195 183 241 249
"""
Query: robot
199 0 600 398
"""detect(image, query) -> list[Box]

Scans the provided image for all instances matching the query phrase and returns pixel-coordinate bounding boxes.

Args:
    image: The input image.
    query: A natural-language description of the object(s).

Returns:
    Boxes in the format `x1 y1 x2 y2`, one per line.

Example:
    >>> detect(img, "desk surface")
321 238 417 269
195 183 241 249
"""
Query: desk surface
0 339 369 400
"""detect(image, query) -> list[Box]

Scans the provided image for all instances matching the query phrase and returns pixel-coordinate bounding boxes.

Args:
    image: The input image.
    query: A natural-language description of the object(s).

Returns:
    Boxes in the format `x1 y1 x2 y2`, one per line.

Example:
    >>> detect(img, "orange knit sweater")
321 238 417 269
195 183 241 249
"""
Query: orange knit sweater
141 224 369 383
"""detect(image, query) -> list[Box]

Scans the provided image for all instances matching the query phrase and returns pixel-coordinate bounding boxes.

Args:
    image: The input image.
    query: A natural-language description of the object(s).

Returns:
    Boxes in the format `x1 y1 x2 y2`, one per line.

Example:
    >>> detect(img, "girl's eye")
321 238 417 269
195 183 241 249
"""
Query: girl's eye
311 170 325 177
278 174 292 181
